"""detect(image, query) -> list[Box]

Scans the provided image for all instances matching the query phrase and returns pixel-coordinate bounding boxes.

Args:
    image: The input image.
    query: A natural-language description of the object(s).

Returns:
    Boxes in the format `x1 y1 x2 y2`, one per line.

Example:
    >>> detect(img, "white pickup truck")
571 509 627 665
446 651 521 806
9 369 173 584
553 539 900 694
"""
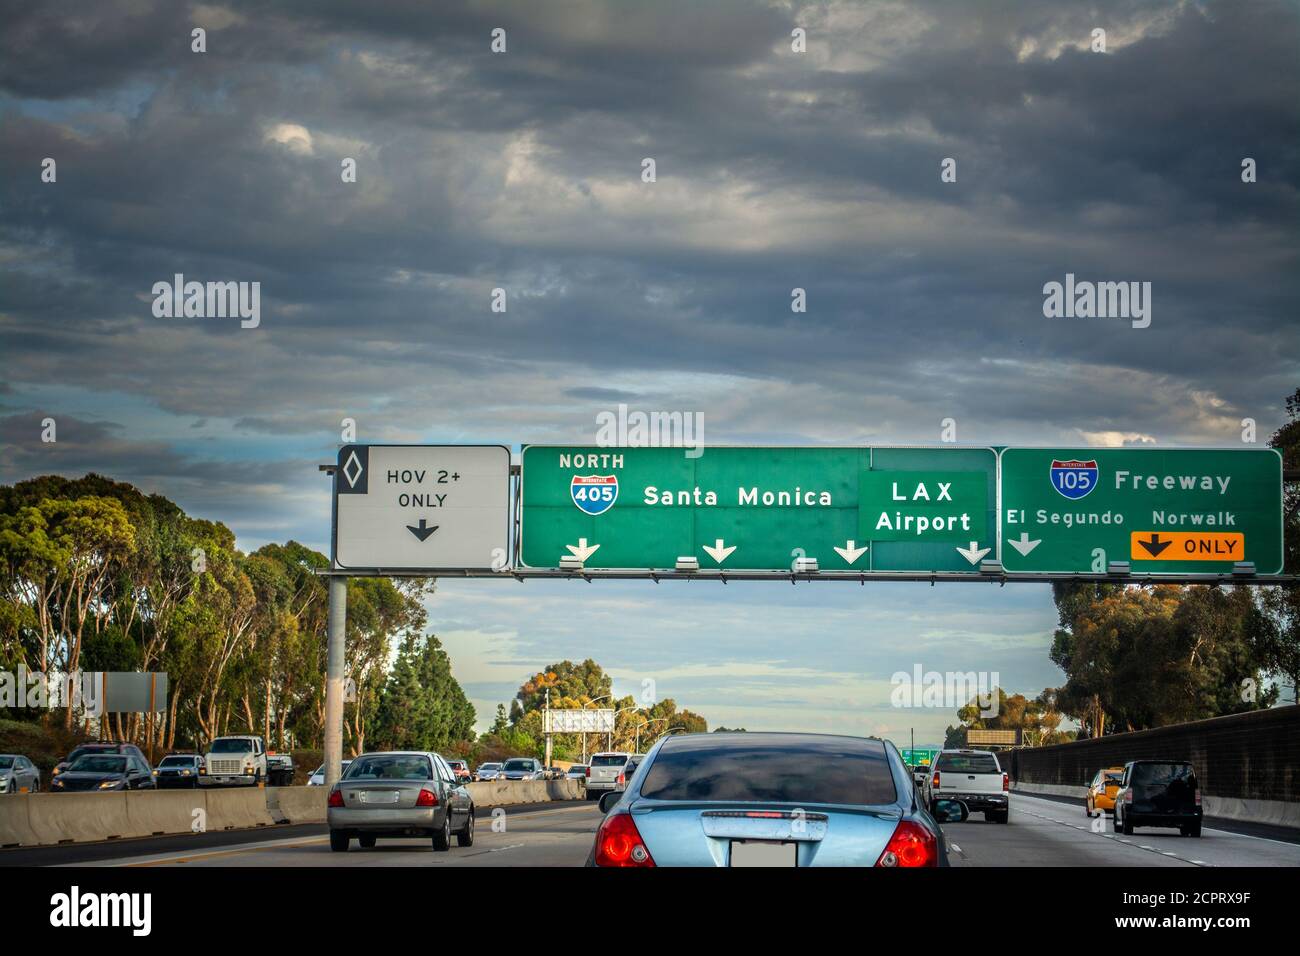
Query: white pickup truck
199 735 268 787
923 749 1009 823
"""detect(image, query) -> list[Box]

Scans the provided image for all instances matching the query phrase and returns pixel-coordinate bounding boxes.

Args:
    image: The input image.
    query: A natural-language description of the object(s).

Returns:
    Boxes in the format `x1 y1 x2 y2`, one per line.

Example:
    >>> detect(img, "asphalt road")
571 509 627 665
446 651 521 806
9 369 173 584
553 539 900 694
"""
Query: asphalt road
946 792 1300 868
69 801 600 868
11 793 1300 867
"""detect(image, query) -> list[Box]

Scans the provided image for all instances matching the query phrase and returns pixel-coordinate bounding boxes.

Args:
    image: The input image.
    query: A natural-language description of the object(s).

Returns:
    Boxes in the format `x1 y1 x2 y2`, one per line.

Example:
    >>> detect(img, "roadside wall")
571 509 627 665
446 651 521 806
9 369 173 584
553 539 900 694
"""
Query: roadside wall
0 778 580 849
1001 705 1300 827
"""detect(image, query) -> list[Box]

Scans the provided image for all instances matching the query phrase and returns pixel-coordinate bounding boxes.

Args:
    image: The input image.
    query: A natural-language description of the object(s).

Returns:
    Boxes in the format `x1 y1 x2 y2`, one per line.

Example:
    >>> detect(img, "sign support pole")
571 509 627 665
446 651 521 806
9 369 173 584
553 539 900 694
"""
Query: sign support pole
324 575 347 789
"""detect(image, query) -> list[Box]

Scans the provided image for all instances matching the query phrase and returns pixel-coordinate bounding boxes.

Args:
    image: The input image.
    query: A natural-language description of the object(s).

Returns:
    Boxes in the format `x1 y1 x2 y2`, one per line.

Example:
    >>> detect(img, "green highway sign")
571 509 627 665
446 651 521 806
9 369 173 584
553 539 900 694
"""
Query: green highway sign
999 448 1283 575
519 445 997 572
901 748 939 767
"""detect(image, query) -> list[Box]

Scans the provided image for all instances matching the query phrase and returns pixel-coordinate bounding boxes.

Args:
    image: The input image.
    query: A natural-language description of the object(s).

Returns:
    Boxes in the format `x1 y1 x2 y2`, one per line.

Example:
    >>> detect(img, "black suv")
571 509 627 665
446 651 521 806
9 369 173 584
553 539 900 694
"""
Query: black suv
1114 760 1203 837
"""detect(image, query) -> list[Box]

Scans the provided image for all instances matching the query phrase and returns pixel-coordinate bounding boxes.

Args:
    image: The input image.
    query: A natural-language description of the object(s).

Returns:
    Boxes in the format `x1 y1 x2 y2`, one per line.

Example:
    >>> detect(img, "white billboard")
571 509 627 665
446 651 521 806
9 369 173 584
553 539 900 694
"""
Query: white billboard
544 709 614 733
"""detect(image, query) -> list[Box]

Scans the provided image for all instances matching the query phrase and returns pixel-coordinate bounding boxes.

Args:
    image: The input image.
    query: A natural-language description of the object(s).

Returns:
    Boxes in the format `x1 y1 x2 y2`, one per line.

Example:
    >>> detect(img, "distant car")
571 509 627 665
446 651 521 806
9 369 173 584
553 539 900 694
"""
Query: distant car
922 749 1009 823
153 753 204 789
911 764 930 789
1085 767 1125 817
588 732 955 867
0 754 40 794
502 757 545 781
266 752 295 787
308 760 352 786
53 742 145 780
547 766 566 780
50 753 156 792
1114 760 1202 837
614 755 645 793
585 752 632 799
445 759 472 782
566 765 588 780
475 762 503 782
200 734 267 787
327 751 474 852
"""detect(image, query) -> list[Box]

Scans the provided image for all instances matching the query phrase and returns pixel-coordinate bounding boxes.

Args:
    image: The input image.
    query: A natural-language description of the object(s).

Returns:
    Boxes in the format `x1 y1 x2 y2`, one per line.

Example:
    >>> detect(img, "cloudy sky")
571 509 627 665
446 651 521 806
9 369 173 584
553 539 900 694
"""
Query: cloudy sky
2 0 1296 744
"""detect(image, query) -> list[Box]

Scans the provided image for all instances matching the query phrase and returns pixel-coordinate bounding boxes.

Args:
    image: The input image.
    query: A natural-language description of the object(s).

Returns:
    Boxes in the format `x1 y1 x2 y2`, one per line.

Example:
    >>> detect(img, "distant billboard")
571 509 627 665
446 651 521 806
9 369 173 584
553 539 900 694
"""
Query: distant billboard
966 728 1019 746
544 709 614 734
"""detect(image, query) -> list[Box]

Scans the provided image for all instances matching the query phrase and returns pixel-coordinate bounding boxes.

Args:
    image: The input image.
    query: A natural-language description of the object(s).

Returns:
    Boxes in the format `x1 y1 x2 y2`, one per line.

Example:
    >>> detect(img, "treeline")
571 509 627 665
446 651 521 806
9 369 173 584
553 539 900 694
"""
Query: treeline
474 658 709 763
0 473 474 755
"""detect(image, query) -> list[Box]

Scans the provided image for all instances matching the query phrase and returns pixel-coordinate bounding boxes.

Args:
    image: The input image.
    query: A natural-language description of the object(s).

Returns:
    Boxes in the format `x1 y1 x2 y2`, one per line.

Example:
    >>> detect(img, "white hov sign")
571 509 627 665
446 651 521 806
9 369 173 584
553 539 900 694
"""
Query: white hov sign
333 445 511 571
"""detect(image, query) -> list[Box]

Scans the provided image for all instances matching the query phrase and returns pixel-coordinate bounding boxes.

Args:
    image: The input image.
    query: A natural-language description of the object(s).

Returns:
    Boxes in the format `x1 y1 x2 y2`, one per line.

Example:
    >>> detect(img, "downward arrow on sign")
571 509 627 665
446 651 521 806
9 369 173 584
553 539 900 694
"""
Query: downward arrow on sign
833 540 869 564
703 539 737 564
1137 533 1172 557
956 541 992 565
1008 532 1041 556
565 538 600 561
406 518 438 542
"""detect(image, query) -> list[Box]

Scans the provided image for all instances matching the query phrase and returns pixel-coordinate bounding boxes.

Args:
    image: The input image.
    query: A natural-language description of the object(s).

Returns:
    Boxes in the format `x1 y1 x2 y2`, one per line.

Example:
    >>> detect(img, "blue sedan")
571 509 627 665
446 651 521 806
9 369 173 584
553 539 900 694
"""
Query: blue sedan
587 732 960 867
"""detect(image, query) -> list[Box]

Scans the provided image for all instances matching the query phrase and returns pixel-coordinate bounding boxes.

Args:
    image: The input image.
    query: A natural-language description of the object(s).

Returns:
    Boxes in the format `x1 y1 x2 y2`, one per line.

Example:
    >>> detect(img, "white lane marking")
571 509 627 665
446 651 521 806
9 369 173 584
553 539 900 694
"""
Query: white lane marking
1014 805 1205 867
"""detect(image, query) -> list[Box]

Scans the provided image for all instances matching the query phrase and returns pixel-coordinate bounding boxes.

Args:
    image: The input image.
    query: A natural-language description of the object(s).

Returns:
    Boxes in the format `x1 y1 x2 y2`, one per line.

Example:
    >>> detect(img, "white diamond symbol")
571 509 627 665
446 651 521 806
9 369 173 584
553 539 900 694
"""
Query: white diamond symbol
342 450 364 488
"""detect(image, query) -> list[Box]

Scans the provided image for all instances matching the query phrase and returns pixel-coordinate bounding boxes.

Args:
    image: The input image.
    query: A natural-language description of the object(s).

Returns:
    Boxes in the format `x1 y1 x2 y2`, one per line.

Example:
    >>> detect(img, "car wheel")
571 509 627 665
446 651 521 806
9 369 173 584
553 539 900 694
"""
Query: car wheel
1120 815 1134 835
1085 799 1093 817
329 830 350 852
457 806 475 847
991 810 1009 824
358 834 377 848
432 811 452 851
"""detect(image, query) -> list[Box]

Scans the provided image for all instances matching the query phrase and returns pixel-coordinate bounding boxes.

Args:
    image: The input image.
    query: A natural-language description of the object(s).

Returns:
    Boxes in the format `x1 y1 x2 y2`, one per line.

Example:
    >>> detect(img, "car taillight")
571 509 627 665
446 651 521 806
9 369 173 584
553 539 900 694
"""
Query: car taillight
594 812 654 867
327 788 344 808
416 788 438 807
1194 789 1201 806
1002 772 1009 793
585 767 591 777
931 772 940 789
616 773 625 785
1123 789 1133 803
876 820 938 868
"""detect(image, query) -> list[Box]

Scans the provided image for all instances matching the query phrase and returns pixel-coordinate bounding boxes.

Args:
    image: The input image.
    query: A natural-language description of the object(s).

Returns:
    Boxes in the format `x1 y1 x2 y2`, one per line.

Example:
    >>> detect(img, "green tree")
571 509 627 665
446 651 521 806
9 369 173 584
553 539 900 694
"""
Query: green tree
371 633 476 752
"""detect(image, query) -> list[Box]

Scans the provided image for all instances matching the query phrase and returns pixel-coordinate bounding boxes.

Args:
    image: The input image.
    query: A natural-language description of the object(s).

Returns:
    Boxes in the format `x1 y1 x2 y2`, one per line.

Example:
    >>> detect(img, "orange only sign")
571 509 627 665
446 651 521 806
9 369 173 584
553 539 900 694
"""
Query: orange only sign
1130 531 1245 561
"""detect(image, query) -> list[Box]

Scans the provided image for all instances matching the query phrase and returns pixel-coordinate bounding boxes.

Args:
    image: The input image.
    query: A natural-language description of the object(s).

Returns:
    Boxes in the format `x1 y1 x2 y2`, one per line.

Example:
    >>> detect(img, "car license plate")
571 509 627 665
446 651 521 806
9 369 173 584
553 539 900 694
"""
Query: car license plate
729 840 797 867
359 790 400 805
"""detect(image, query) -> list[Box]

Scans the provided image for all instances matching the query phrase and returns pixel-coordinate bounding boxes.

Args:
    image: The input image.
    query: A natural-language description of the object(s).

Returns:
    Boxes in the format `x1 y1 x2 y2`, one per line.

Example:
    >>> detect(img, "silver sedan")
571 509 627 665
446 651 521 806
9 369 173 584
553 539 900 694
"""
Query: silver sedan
0 754 40 794
327 751 474 852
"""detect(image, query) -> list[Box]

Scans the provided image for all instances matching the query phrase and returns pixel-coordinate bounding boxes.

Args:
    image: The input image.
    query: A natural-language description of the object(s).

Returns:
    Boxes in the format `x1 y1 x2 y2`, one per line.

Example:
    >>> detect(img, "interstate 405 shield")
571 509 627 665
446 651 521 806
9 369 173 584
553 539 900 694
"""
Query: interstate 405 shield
999 448 1282 574
519 445 997 572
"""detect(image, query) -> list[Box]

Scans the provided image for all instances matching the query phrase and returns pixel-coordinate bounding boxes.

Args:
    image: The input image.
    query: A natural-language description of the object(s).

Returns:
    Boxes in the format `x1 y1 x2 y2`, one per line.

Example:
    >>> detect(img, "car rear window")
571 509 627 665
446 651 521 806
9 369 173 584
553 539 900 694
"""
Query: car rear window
590 755 626 767
1133 763 1197 788
638 735 897 805
345 755 432 780
935 753 1001 774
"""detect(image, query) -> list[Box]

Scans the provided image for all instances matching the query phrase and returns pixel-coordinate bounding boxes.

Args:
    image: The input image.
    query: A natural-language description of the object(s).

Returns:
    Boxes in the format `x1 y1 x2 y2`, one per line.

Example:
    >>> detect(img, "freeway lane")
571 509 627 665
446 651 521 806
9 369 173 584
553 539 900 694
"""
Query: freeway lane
947 793 1300 867
74 802 602 868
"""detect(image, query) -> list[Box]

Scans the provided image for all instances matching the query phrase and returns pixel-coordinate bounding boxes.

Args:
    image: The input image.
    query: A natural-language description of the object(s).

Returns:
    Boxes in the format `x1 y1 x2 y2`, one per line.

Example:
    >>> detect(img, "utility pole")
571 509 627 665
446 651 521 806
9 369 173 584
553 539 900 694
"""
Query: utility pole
544 688 553 770
321 462 346 791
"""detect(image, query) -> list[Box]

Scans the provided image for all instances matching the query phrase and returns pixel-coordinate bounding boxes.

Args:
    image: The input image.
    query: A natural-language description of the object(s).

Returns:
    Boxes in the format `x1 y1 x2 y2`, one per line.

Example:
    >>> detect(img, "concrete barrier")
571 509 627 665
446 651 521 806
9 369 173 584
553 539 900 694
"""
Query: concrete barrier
467 778 582 806
0 795 33 847
27 792 132 845
125 789 206 837
204 787 276 831
0 779 582 848
267 786 325 824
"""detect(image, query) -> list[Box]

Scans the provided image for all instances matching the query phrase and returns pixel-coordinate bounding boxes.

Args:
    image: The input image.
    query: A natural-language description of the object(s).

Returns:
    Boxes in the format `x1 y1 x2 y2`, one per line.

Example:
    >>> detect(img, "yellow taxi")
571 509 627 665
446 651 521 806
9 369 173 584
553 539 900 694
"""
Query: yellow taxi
1086 767 1125 816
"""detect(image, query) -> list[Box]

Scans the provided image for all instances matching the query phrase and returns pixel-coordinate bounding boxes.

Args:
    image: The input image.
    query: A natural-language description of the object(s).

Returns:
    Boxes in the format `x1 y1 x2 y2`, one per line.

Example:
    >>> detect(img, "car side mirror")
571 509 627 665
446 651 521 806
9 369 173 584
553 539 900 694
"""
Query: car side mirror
598 791 621 814
931 799 969 824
